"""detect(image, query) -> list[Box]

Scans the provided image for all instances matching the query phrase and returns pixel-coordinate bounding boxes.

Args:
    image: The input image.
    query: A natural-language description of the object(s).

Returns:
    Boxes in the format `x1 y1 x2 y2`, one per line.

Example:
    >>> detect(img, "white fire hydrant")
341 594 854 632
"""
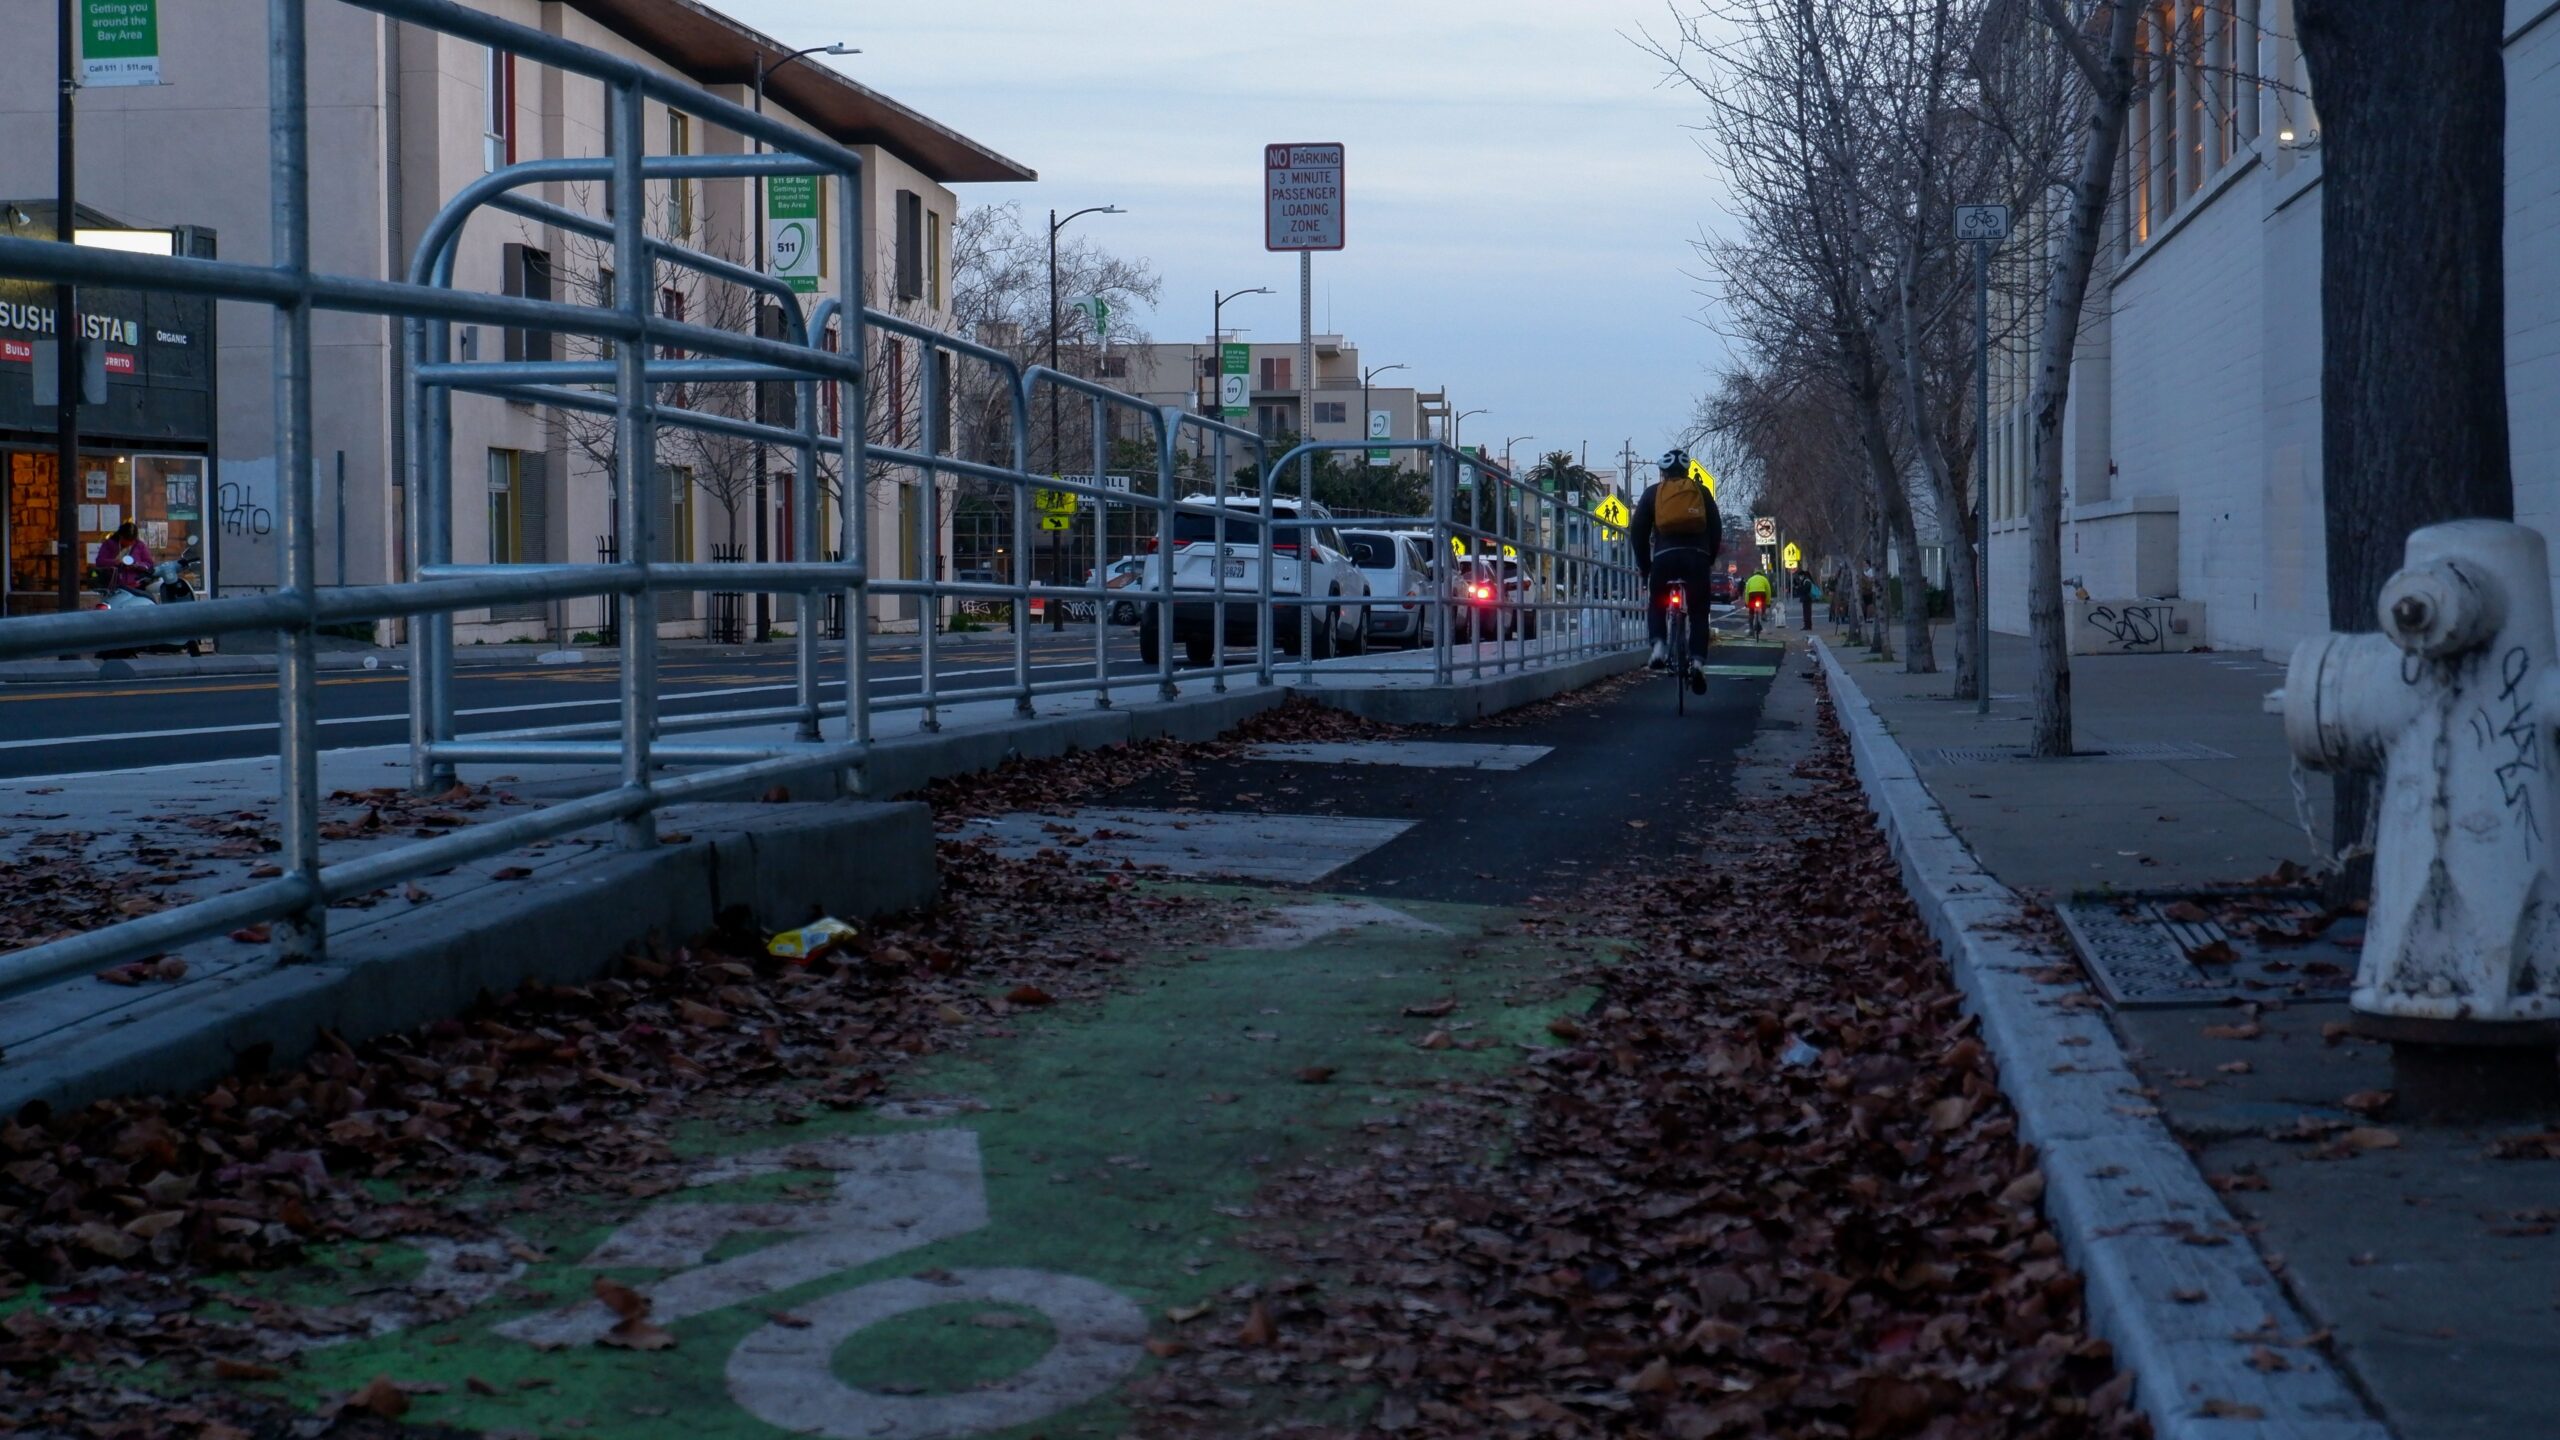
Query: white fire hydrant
2285 519 2560 1045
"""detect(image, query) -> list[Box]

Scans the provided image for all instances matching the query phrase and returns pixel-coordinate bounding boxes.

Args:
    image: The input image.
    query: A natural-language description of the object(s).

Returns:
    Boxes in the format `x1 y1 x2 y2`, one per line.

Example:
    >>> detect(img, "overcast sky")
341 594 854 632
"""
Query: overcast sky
729 0 1737 478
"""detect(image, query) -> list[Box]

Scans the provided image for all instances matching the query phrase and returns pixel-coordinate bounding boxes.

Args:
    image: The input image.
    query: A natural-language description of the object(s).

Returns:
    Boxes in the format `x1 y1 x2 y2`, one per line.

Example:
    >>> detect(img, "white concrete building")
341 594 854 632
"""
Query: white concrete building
0 0 1031 636
1103 337 1430 466
1982 0 2559 658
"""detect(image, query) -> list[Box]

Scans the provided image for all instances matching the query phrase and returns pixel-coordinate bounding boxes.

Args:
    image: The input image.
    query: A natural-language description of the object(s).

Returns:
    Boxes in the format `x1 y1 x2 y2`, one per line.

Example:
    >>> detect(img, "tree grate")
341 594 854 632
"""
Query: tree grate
2056 888 2360 1008
1919 740 2233 766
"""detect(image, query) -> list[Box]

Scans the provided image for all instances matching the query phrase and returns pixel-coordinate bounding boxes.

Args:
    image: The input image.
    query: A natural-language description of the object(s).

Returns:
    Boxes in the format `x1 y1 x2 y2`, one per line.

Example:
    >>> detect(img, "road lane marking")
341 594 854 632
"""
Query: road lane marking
1243 740 1551 770
964 809 1415 884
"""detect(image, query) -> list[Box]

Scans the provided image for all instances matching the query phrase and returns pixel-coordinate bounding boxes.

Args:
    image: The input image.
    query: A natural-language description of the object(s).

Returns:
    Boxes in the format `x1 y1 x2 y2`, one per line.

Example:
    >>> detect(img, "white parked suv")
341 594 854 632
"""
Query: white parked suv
1138 495 1370 667
1341 528 1437 647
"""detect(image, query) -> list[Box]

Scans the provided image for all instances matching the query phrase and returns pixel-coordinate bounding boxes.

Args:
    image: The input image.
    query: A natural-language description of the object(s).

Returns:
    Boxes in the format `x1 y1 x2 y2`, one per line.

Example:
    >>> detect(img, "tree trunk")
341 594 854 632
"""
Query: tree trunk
2023 0 2140 757
1890 260 1979 697
1850 373 1934 672
2296 0 2513 867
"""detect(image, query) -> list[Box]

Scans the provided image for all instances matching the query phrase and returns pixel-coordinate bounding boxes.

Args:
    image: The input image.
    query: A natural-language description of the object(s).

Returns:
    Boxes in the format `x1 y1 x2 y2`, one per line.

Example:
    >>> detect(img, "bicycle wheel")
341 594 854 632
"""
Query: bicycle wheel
1672 606 1688 717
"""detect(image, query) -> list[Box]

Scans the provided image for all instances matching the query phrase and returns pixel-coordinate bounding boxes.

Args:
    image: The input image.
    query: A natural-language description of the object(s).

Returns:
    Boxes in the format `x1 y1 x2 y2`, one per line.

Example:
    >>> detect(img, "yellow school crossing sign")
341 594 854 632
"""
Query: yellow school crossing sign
1783 541 1801 571
1687 458 1718 496
1594 494 1631 538
1034 483 1077 532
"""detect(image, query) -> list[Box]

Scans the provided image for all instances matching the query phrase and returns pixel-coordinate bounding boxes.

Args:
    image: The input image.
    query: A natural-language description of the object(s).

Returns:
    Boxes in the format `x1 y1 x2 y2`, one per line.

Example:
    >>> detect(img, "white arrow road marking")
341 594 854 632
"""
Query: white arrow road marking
1236 896 1453 951
498 1130 987 1348
726 1267 1148 1440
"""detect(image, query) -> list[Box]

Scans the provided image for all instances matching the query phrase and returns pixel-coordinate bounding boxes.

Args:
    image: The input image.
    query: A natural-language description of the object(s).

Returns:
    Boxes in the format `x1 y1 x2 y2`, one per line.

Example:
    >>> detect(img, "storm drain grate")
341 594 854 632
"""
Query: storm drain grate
1919 740 2233 766
2056 888 2358 1008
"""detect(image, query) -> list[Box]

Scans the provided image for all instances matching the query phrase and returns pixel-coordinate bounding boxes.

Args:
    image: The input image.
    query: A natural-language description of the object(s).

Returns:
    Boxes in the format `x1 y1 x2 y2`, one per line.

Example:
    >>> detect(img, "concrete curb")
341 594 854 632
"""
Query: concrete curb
1308 648 1647 726
1811 640 2386 1440
0 800 936 1118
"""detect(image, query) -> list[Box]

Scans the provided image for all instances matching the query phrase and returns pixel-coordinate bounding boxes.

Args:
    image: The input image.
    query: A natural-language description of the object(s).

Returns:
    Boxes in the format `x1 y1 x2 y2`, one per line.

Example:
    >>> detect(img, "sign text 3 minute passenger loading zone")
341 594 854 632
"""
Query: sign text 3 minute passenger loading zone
1265 144 1345 252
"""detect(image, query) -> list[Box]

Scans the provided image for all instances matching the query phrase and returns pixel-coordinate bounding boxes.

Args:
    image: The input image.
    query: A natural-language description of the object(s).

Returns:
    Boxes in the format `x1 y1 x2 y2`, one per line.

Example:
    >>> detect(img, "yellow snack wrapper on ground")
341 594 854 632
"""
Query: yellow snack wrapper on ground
767 917 860 964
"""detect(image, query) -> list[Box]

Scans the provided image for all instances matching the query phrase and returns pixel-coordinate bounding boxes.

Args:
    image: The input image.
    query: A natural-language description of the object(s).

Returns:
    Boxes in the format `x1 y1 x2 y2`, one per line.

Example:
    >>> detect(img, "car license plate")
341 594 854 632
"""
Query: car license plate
1224 559 1246 579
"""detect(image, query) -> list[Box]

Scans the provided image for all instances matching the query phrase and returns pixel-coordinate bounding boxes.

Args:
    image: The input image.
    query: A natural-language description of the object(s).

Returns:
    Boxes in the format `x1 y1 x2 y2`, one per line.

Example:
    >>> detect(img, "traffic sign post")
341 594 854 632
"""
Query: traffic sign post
1368 409 1392 466
1753 516 1777 547
1783 541 1801 571
1687 458 1718 497
766 175 820 294
1594 494 1631 538
1219 343 1250 420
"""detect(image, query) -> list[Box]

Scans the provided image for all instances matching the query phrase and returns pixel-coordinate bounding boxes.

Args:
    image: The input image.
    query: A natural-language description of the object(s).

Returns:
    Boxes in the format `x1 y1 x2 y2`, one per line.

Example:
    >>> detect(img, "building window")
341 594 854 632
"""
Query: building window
659 285 687 405
593 263 616 366
487 450 521 563
502 245 552 365
894 191 924 301
1258 356 1292 391
887 339 907 446
1255 402 1289 440
667 111 694 238
925 210 943 308
1314 400 1347 425
1094 354 1129 380
483 48 515 174
662 466 695 563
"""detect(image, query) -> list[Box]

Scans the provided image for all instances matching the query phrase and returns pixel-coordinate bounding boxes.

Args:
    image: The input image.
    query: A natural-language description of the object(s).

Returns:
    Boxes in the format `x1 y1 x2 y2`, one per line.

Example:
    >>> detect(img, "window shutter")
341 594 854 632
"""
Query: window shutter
518 451 550 564
895 192 924 300
757 302 795 426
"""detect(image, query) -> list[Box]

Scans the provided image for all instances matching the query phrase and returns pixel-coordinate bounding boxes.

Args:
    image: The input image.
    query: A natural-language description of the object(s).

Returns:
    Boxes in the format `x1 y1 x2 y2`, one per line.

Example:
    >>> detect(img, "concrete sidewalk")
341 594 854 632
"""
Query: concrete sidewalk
1824 626 2560 1440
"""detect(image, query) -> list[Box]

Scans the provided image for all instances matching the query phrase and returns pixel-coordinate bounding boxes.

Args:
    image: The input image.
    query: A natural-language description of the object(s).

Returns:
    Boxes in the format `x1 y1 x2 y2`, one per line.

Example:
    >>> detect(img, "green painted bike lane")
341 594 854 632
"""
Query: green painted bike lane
213 889 1593 1438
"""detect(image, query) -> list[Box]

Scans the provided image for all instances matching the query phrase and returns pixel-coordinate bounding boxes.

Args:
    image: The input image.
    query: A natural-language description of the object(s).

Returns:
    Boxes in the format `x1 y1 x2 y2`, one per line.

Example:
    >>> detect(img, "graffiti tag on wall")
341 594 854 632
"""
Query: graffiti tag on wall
2083 604 2165 651
216 480 273 538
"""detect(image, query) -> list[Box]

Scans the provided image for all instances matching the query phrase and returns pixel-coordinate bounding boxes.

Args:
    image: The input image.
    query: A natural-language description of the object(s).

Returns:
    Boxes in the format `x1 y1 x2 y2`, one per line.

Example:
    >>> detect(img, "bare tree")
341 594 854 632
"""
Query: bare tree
1654 0 1941 671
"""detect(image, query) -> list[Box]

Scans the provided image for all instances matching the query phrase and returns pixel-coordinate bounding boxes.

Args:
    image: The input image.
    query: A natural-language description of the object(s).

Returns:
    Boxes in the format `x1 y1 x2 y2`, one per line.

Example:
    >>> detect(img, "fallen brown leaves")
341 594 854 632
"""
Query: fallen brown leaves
0 696 1393 1438
1135 680 2147 1439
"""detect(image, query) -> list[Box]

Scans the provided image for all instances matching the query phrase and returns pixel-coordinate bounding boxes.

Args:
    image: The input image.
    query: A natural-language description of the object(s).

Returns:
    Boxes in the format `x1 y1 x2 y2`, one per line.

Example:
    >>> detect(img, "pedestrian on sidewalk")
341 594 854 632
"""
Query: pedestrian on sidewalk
1631 448 1720 694
1795 570 1814 632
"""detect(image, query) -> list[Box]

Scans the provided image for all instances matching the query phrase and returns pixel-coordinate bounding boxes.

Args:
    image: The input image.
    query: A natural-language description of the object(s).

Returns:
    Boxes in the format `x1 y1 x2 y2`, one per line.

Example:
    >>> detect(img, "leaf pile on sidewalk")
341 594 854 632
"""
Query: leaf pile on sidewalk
1137 682 2146 1439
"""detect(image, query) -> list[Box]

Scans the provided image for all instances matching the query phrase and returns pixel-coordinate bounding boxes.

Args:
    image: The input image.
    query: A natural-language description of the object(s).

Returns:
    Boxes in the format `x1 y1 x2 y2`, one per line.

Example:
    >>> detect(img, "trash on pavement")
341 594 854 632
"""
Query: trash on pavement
766 917 860 965
1779 1034 1822 1067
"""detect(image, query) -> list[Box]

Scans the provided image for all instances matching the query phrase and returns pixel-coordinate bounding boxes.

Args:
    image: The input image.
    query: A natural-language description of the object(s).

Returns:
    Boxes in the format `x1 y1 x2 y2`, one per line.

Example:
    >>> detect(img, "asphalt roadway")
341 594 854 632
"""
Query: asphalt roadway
0 634 1155 781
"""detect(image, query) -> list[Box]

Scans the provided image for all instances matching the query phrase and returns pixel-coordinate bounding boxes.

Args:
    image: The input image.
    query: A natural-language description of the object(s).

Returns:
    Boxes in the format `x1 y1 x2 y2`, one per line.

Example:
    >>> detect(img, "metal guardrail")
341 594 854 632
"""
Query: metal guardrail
0 0 1643 998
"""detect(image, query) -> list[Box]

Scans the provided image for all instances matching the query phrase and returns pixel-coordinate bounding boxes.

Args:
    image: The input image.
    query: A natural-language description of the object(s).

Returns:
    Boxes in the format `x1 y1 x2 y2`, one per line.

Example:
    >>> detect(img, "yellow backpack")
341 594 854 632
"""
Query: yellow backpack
1655 476 1712 537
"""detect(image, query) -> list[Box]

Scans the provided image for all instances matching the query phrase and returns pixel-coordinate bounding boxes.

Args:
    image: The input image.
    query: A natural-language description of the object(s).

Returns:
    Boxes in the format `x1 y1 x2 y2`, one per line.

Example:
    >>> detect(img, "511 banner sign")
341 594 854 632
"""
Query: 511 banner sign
81 0 161 87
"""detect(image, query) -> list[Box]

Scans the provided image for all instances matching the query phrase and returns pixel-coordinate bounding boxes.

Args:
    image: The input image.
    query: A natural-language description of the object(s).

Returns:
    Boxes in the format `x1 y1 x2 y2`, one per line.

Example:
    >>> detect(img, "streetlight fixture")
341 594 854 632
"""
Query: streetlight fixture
1503 434 1536 471
1359 363 1406 472
1450 407 1488 451
1047 203 1125 628
1207 286 1272 412
750 39 857 643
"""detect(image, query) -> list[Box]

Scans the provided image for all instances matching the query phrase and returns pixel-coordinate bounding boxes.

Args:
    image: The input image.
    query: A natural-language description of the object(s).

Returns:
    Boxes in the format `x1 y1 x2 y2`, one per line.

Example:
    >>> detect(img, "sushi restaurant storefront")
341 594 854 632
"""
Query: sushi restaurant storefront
0 231 218 618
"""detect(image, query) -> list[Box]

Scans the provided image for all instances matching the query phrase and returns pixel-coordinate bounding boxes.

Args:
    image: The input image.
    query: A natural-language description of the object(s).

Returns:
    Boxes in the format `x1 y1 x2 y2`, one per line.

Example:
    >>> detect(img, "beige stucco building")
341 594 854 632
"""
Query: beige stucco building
1103 337 1431 468
0 0 1030 637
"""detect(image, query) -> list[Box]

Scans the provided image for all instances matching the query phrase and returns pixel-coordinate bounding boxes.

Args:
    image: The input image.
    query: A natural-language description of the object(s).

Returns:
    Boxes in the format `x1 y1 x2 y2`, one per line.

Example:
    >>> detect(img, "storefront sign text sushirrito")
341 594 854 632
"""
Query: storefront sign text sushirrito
80 0 161 88
0 304 165 372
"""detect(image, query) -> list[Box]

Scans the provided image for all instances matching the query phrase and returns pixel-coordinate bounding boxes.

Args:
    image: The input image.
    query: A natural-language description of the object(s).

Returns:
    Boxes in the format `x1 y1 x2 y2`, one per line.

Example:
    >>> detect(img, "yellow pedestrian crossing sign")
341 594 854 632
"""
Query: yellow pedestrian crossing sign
1034 483 1076 531
1783 541 1801 571
1594 494 1631 530
1687 458 1718 496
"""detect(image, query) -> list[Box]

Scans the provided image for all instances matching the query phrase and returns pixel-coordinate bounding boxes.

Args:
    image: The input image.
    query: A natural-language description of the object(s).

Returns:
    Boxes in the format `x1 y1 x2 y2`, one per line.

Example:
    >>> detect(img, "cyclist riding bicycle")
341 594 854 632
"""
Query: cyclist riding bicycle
1631 447 1721 694
1740 569 1774 634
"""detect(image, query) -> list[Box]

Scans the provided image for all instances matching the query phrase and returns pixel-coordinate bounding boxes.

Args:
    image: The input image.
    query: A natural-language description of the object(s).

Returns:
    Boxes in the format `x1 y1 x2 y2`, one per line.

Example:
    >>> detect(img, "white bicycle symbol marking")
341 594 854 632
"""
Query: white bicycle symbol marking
496 1129 1147 1440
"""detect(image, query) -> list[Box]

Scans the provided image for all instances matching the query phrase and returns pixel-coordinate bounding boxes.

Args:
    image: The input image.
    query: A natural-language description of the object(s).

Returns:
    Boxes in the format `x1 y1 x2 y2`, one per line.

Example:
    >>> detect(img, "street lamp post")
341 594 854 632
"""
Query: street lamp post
1047 203 1123 629
1359 363 1406 480
1502 435 1535 471
1205 286 1272 467
751 39 855 644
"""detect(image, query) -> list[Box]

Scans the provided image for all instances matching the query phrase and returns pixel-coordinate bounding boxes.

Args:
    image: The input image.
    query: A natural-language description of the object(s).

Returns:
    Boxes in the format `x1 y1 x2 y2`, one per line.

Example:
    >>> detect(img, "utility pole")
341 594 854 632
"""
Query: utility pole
751 39 853 644
1047 204 1123 630
53 0 79 614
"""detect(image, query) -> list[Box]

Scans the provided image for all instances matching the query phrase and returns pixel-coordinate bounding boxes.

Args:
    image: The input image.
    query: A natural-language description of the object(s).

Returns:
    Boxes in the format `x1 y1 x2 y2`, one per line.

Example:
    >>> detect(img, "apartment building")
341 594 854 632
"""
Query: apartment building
1102 336 1430 468
1980 0 2560 658
0 0 1031 636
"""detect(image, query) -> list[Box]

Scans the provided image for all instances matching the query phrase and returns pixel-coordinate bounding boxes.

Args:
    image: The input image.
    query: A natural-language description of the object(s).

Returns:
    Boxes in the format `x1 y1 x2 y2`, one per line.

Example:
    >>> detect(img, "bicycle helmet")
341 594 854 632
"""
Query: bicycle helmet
1658 447 1690 475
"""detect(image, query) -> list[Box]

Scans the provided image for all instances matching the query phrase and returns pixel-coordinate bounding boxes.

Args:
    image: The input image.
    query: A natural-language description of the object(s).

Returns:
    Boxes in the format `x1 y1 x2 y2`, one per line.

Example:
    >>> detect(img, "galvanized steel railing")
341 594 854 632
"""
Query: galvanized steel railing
0 0 1641 998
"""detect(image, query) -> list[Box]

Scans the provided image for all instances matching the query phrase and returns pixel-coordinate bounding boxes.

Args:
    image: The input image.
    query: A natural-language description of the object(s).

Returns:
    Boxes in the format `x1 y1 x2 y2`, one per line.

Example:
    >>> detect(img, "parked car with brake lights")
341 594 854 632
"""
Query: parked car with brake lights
1449 554 1540 642
1136 496 1370 667
1341 528 1436 647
